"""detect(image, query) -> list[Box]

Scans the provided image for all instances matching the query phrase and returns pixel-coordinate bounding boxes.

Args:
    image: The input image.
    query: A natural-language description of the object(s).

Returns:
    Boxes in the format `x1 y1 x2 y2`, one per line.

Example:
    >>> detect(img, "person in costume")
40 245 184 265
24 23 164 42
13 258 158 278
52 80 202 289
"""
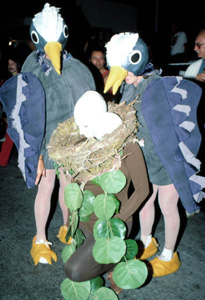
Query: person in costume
0 55 20 167
51 91 149 294
19 3 95 265
103 32 205 277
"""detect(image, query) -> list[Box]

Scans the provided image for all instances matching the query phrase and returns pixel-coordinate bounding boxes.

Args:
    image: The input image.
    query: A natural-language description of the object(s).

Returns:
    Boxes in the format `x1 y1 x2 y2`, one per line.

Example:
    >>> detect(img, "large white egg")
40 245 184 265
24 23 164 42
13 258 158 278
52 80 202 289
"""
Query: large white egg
92 112 122 140
74 91 107 128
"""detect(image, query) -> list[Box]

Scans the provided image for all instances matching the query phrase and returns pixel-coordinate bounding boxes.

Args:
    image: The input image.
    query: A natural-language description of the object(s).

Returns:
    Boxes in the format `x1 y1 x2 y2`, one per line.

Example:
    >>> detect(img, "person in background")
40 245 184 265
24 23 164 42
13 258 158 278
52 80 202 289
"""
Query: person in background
170 22 188 62
184 30 205 82
0 55 20 167
87 46 115 102
89 47 109 86
184 30 205 179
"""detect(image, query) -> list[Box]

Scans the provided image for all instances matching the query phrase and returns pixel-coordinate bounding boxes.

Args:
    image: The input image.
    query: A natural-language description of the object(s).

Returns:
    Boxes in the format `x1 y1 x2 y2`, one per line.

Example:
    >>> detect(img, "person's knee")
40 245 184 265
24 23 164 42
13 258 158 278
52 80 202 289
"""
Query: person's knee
65 258 83 282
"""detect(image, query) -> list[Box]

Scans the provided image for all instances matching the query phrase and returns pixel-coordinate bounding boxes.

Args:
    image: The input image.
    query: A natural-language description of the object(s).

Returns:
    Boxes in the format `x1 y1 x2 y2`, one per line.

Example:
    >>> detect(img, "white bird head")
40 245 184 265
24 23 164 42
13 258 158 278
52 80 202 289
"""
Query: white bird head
104 32 149 94
30 3 69 74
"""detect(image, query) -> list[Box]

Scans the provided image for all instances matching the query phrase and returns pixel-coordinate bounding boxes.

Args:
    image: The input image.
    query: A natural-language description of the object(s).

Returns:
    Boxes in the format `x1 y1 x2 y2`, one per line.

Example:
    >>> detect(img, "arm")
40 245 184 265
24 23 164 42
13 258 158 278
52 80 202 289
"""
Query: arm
196 73 205 82
35 155 46 185
115 143 150 222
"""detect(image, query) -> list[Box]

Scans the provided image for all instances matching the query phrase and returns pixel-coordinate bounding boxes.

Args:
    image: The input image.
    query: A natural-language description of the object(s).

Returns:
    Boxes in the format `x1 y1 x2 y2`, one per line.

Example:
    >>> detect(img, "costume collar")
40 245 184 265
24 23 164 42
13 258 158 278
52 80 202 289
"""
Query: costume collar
36 50 72 75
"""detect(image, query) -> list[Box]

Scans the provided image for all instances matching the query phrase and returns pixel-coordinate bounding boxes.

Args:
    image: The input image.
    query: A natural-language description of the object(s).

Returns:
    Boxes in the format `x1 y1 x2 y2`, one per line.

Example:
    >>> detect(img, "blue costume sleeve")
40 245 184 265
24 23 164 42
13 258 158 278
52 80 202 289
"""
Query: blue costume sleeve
0 72 45 188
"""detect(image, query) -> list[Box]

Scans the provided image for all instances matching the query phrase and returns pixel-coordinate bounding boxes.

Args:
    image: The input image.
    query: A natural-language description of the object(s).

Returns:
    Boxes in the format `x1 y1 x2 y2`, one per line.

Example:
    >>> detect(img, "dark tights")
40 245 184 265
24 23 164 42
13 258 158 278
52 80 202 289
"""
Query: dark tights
65 221 132 282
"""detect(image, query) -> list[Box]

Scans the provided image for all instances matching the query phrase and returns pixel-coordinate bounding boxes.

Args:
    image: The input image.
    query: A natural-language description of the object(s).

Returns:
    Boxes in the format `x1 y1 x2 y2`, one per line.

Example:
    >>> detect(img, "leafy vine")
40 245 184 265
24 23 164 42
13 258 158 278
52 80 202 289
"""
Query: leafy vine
60 169 148 300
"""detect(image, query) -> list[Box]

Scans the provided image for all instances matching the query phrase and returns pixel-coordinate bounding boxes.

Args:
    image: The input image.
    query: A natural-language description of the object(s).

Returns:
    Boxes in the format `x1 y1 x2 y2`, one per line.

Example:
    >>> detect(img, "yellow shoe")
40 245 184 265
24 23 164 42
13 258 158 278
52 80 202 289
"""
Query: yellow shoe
57 225 72 244
138 238 159 260
30 236 57 266
149 252 181 277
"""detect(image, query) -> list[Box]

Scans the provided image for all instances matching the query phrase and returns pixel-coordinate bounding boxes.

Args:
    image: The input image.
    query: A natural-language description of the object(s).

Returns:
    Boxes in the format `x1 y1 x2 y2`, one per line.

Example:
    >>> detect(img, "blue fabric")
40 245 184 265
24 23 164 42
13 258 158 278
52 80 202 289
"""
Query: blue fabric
198 59 205 74
0 72 45 188
141 76 203 213
36 50 72 74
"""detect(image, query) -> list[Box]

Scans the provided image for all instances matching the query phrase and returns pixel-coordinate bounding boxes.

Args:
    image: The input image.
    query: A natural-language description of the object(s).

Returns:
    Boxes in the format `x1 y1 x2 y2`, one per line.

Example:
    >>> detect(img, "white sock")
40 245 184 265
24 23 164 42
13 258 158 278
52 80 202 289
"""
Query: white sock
159 248 173 261
142 234 152 248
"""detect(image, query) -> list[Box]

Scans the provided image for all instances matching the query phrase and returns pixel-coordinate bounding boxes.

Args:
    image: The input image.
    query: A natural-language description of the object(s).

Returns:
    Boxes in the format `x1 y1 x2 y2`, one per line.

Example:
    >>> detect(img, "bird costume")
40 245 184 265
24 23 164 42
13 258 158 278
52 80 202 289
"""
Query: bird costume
104 32 205 214
0 3 95 188
22 3 95 170
0 3 95 265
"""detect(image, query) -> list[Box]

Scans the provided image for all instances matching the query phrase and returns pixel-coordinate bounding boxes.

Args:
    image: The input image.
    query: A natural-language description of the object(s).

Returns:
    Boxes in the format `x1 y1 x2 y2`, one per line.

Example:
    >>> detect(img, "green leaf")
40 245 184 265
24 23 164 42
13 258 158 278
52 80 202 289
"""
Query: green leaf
93 287 119 300
79 215 90 222
91 176 101 186
94 194 116 221
61 244 76 263
124 239 138 260
108 194 120 214
113 259 148 289
83 190 95 206
93 218 126 239
98 170 126 193
90 276 104 294
93 220 101 240
70 210 79 238
79 190 95 218
61 278 91 300
92 236 126 264
64 183 83 210
74 228 85 248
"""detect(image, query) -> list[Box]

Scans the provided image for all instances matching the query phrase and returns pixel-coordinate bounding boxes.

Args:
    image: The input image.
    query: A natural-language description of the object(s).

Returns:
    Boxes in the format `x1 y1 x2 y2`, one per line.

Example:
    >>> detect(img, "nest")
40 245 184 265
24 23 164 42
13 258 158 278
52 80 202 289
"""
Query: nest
47 101 138 184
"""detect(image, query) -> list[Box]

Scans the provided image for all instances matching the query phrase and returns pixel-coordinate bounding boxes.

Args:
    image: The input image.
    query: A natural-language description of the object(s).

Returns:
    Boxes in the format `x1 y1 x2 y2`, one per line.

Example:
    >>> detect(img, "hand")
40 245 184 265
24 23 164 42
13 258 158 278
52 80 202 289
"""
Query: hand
35 158 46 185
196 73 205 82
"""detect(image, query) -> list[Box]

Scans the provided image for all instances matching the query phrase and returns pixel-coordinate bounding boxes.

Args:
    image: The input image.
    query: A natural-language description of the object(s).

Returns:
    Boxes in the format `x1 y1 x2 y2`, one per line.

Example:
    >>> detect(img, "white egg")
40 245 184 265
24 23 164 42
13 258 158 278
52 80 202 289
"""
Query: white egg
92 112 122 140
74 91 107 129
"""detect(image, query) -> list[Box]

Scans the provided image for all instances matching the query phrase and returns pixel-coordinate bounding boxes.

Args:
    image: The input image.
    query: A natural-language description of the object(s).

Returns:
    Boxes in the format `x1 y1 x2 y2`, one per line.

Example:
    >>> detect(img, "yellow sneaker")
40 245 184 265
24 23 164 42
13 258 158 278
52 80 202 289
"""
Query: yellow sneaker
149 252 181 277
57 225 72 244
138 237 159 260
30 236 57 266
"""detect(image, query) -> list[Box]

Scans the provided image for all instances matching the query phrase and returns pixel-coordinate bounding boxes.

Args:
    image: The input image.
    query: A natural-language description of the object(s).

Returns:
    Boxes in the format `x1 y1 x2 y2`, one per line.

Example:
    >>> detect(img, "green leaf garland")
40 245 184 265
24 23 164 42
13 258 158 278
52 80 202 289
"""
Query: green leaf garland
93 194 116 220
97 170 126 193
61 165 147 300
61 278 90 300
93 218 126 239
113 259 148 289
64 183 83 210
92 236 126 264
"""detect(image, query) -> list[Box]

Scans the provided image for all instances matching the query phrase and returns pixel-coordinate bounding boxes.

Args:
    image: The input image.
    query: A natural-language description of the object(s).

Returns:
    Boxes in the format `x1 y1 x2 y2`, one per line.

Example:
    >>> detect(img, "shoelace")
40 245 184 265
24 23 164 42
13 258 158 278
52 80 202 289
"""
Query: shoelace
36 239 52 249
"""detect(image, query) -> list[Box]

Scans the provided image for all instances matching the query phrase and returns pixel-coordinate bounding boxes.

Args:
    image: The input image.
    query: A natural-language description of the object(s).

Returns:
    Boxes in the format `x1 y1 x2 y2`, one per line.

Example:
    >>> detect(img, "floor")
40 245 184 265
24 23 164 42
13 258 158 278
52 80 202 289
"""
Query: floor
0 148 205 300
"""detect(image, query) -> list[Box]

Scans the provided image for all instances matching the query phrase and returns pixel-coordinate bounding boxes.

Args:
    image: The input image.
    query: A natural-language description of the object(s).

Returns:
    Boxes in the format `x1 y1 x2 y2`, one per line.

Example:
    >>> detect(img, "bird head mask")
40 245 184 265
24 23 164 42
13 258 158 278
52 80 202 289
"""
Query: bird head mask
30 3 69 74
104 32 149 94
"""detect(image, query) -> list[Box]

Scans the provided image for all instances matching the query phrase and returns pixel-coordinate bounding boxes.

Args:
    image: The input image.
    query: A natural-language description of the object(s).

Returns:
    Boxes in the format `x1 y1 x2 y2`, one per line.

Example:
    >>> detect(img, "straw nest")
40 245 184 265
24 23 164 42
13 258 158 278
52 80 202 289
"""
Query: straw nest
47 101 138 184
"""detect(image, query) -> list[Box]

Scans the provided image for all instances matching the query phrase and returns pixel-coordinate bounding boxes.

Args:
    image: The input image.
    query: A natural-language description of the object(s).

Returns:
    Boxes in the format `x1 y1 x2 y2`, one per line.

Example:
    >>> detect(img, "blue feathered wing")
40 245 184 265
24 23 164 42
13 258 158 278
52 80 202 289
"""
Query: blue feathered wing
0 72 45 188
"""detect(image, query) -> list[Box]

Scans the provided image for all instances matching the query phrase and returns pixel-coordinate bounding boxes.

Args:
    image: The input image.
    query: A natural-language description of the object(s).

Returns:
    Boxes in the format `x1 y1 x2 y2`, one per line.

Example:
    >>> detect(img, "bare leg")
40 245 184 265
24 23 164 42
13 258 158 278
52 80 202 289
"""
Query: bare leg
34 169 56 241
139 184 158 246
148 184 181 276
158 184 179 256
58 168 72 224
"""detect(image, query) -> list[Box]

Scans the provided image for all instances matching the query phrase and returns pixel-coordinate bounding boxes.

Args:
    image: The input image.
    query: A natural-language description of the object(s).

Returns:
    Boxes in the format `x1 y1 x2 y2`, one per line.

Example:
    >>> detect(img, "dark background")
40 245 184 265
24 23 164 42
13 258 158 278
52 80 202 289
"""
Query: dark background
0 0 204 77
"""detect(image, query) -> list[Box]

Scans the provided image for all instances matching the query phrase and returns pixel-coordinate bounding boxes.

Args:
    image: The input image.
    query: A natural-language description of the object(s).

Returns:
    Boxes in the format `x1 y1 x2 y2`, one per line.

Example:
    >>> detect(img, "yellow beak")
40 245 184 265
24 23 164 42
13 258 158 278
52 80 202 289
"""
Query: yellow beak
104 66 128 95
44 41 62 75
